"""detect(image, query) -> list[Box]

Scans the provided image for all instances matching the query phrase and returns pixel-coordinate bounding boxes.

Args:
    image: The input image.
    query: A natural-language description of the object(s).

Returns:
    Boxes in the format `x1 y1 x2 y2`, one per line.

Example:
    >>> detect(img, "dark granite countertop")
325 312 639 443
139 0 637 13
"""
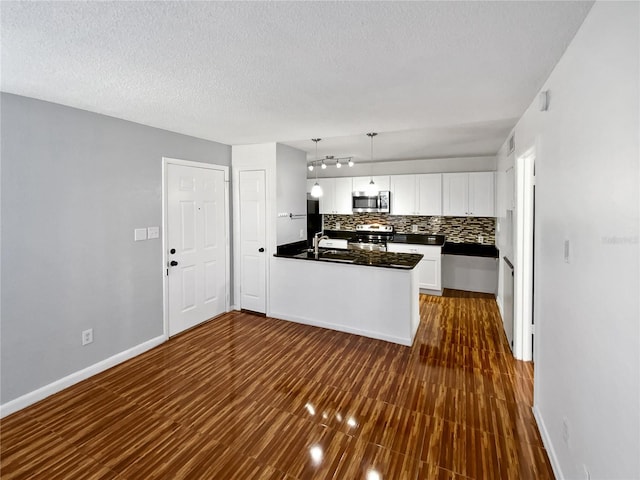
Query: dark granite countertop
274 246 422 270
389 233 446 246
442 242 499 258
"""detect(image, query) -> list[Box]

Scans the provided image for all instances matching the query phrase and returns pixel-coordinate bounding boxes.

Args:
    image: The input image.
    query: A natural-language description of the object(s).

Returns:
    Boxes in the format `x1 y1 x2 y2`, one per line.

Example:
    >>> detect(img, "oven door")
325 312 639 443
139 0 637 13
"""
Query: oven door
352 192 380 213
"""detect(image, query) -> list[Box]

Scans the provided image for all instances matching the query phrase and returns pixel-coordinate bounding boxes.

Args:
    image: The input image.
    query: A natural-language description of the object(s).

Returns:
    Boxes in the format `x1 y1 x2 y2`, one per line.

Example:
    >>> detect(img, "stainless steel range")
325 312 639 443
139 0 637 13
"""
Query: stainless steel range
348 224 394 252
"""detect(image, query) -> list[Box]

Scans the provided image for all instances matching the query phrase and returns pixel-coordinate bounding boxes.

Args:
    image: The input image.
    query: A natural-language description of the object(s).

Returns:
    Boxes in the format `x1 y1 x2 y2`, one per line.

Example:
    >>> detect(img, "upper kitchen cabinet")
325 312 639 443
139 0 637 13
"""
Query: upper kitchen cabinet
391 174 442 216
317 177 353 215
442 172 495 217
352 176 390 192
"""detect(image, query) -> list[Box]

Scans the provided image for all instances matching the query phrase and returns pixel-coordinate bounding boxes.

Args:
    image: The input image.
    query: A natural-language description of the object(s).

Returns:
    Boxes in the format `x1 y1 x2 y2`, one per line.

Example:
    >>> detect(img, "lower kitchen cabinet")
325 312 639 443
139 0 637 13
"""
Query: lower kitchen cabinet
387 243 442 294
318 238 348 249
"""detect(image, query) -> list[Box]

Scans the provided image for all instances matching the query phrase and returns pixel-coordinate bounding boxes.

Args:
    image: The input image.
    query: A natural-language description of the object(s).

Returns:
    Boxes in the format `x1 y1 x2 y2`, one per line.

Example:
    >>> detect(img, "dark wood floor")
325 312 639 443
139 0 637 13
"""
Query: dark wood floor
0 290 554 479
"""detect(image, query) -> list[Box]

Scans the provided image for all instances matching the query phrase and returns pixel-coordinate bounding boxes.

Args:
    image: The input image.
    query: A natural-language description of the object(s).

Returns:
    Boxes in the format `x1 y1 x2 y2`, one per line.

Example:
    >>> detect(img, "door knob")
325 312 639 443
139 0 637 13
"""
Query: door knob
170 260 178 266
258 248 265 252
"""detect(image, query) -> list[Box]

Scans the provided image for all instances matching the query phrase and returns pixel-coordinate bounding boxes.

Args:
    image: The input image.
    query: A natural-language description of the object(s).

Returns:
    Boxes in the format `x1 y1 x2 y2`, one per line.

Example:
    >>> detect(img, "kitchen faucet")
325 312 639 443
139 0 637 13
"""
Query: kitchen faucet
313 231 329 255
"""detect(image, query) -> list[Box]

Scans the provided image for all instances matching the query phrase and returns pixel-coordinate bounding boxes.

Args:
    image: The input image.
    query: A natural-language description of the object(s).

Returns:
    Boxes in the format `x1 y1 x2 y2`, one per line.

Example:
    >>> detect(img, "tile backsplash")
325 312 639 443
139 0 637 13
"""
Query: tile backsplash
324 214 496 244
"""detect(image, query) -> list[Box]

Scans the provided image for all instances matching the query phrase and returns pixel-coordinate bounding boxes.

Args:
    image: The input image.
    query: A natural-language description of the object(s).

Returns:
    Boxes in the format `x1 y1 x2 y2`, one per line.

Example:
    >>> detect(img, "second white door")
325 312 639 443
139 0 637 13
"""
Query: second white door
239 170 267 313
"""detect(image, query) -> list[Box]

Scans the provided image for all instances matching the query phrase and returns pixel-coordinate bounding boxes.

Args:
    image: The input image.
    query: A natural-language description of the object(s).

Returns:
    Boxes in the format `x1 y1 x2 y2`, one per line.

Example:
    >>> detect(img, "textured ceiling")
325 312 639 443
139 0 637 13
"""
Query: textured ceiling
1 1 593 162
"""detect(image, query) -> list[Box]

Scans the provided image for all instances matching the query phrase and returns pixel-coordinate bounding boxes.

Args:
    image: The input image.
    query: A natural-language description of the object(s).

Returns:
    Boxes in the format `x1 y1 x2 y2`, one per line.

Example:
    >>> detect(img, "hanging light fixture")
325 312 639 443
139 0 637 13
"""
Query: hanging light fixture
336 159 341 168
308 163 314 172
310 138 323 198
366 133 378 195
348 157 354 167
321 160 327 169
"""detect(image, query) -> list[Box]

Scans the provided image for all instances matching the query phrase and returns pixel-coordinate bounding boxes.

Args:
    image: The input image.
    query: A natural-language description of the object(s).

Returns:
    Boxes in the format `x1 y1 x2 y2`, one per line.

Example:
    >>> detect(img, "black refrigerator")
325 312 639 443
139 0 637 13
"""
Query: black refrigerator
307 196 322 248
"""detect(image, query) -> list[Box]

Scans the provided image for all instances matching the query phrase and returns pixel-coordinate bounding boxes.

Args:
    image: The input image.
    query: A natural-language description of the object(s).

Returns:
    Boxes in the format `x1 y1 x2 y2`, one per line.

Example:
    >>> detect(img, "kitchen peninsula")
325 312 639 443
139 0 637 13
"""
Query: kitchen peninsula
271 246 423 346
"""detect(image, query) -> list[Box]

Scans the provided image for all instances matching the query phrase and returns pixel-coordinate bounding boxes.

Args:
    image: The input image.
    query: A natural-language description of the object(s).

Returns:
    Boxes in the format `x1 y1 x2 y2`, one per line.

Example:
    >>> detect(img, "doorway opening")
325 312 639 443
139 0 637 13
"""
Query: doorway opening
514 148 535 361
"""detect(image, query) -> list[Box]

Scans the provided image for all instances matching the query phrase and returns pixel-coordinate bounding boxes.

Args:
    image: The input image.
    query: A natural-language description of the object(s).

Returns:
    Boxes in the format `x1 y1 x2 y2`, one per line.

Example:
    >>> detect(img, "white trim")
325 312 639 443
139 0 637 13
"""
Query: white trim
162 157 231 338
0 335 166 418
514 147 535 361
269 311 413 347
420 288 443 297
533 406 564 480
496 296 504 319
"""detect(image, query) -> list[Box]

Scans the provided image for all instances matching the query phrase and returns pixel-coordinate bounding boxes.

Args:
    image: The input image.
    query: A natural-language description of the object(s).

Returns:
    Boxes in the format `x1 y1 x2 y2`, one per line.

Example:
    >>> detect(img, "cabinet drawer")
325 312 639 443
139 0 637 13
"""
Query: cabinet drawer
387 243 441 258
319 239 348 249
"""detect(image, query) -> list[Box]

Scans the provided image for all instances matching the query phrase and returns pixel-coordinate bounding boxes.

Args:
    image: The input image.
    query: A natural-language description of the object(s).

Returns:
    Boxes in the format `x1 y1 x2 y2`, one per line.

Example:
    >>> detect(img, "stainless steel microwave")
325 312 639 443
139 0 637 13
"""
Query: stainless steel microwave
352 191 390 213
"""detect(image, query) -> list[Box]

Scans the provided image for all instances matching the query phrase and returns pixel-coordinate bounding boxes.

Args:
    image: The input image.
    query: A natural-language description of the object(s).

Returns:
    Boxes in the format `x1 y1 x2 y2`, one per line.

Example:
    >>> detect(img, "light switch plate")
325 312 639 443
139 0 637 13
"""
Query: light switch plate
134 228 147 242
147 226 160 239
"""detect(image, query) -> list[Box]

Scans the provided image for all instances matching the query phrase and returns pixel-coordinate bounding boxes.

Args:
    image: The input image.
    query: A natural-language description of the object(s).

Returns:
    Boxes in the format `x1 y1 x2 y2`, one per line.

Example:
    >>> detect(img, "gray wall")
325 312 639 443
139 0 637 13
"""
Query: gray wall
503 3 639 478
1 93 231 404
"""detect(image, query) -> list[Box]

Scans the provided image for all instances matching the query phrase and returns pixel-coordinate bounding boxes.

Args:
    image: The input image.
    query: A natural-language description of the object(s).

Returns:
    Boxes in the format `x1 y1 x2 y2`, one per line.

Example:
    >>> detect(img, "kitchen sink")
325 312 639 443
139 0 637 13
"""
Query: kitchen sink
293 249 355 263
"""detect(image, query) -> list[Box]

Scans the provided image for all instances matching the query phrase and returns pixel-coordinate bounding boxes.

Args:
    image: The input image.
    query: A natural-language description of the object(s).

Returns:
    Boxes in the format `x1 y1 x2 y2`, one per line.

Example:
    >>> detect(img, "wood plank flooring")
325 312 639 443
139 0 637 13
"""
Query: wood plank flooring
0 290 554 479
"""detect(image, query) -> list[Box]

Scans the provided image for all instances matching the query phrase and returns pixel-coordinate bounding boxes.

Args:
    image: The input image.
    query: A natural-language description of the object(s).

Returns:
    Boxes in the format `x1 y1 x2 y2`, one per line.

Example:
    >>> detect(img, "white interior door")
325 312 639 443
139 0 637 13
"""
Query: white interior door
167 163 227 336
239 170 266 313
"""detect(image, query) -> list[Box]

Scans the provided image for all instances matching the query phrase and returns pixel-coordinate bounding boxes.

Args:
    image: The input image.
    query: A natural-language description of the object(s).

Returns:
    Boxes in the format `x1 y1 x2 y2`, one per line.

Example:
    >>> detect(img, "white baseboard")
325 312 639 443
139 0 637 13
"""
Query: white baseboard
533 405 564 480
497 296 504 318
0 334 166 418
269 311 412 347
420 288 443 297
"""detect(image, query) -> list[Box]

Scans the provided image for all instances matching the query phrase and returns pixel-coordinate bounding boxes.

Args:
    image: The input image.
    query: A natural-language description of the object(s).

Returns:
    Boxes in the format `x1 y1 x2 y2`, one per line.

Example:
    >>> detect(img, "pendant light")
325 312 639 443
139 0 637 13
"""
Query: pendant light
310 138 323 198
366 133 378 195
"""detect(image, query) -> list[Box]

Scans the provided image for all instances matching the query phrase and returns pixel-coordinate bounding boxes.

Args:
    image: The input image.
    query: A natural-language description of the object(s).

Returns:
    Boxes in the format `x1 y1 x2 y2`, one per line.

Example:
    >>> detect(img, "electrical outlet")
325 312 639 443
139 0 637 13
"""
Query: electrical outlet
299 229 305 239
478 235 484 243
412 225 418 233
82 328 93 346
335 222 341 230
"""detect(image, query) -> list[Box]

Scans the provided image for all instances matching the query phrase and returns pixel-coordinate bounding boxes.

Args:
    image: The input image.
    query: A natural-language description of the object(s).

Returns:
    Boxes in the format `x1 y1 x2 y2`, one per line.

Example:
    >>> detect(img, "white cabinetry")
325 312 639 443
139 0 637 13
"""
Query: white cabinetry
317 177 352 215
352 176 390 192
318 238 348 249
390 174 442 216
442 172 495 217
387 243 442 294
